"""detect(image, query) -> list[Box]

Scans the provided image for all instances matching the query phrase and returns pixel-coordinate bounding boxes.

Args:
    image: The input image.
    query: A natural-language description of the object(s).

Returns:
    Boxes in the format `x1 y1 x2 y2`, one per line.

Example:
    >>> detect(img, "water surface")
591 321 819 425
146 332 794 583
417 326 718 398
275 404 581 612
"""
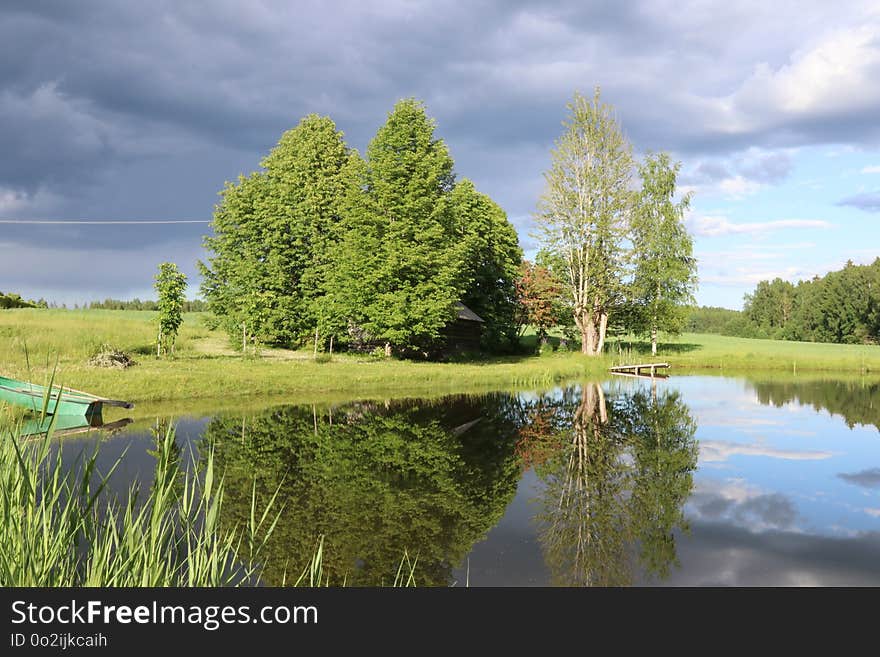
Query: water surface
60 375 880 586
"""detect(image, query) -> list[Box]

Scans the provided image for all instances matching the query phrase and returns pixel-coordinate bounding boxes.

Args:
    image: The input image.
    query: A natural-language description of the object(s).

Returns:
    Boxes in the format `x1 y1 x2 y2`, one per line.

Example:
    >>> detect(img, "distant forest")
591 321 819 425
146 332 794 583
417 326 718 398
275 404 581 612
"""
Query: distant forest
89 298 208 312
688 257 880 345
0 293 206 311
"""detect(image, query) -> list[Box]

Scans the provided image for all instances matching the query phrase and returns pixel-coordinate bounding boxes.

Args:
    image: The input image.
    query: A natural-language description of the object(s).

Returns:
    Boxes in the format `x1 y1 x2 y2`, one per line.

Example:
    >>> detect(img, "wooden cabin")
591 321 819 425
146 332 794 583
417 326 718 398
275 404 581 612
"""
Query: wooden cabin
440 302 484 354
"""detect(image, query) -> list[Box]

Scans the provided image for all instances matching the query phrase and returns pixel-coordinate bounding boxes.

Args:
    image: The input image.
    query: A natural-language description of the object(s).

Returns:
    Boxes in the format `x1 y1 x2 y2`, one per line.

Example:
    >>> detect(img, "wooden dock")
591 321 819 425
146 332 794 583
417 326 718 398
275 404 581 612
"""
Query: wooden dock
609 362 670 378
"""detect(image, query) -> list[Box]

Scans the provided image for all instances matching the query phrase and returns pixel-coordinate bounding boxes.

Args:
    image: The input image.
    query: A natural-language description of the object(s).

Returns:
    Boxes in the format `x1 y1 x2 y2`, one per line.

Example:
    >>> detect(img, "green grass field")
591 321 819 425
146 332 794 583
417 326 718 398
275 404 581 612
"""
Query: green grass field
608 332 880 374
1 309 879 407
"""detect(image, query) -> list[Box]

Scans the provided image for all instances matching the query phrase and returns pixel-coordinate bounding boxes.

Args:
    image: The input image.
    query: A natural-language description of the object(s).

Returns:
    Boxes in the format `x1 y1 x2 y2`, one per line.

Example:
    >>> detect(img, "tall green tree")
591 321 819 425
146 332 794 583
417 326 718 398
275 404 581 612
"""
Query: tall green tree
534 89 634 355
199 114 353 347
450 179 523 351
325 99 473 354
154 262 187 357
629 153 698 356
743 277 796 337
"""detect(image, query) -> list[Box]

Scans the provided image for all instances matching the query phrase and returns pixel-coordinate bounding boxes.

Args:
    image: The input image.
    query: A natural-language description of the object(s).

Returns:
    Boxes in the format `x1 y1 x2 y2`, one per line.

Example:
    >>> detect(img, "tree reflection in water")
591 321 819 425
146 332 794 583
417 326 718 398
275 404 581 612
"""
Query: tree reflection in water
201 395 523 586
522 382 698 586
199 382 697 586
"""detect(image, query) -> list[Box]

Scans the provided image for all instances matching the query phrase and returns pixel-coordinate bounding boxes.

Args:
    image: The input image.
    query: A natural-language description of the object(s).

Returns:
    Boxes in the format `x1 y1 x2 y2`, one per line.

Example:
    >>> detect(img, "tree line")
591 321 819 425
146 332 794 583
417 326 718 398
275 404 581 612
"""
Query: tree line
88 297 208 312
687 258 880 344
200 91 697 358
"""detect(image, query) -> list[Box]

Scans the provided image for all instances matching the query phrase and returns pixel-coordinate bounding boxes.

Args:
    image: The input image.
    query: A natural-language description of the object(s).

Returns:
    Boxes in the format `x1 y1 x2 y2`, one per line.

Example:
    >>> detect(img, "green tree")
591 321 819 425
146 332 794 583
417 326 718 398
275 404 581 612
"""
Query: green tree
199 114 353 347
744 277 796 338
154 262 187 357
325 99 473 354
629 153 698 356
622 389 698 580
534 89 634 355
451 179 523 351
744 257 880 345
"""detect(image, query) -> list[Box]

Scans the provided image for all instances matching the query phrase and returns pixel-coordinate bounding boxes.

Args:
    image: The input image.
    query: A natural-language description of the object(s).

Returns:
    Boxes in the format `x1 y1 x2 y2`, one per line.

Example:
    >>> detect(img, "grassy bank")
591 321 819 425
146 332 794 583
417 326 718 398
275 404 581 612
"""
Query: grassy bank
2 309 879 406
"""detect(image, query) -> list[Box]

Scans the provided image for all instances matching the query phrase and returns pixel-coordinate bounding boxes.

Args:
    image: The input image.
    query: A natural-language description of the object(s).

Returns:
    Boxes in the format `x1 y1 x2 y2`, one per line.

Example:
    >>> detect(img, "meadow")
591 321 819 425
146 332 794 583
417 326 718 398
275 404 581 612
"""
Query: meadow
1 308 879 408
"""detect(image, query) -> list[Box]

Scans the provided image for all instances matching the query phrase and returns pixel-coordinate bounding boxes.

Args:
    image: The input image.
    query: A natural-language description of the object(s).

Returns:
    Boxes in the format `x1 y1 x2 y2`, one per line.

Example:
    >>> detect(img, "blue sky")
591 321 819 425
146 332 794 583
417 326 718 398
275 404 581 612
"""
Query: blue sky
686 146 880 307
0 1 879 309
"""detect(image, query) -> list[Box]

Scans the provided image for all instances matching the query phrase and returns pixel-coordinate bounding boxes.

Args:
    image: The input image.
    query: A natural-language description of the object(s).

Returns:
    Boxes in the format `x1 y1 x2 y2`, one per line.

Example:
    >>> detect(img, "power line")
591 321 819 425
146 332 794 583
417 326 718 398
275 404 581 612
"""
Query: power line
0 219 210 224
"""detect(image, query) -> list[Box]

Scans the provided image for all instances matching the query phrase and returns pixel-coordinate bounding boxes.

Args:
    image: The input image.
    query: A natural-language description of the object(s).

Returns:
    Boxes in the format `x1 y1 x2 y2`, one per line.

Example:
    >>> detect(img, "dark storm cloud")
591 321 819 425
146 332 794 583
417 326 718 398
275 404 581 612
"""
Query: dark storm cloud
3 2 877 187
1 0 879 295
838 467 880 489
734 493 798 529
837 192 880 213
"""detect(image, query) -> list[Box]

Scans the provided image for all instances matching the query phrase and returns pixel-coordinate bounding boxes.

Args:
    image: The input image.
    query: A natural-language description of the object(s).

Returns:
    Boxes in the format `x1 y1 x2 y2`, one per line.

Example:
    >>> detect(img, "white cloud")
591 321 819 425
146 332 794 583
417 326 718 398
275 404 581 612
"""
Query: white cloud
718 175 764 199
861 165 880 174
864 508 880 518
717 23 880 132
687 214 832 237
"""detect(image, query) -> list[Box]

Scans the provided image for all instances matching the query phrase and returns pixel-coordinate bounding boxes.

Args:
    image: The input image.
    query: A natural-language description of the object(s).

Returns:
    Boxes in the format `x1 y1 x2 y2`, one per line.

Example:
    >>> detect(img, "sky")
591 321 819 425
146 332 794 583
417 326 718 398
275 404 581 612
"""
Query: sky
1 1 879 309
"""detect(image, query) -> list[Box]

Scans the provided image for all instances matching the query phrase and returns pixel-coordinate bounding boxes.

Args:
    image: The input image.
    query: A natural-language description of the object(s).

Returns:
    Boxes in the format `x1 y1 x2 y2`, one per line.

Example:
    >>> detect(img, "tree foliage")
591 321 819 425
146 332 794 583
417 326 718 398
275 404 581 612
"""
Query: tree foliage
515 260 562 340
326 99 471 354
451 179 523 351
522 382 698 585
534 88 634 355
687 258 880 345
199 114 353 347
629 153 698 355
89 298 207 311
0 291 44 309
154 262 187 356
200 102 521 356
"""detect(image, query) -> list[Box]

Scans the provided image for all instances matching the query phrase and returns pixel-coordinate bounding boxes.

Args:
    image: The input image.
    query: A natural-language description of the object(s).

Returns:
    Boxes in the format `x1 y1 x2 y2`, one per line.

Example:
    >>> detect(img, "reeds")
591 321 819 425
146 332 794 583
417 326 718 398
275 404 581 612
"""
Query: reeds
0 415 280 587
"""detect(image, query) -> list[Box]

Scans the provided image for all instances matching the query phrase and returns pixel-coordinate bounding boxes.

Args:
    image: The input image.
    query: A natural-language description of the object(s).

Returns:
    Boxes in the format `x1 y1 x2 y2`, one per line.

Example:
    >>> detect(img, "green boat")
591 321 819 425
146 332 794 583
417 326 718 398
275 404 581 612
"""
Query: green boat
0 375 133 418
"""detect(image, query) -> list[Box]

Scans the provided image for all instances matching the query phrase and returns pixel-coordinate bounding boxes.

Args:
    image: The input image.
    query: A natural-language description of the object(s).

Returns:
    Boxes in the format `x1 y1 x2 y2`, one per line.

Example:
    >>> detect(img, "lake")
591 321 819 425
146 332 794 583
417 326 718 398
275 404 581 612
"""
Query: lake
56 374 880 586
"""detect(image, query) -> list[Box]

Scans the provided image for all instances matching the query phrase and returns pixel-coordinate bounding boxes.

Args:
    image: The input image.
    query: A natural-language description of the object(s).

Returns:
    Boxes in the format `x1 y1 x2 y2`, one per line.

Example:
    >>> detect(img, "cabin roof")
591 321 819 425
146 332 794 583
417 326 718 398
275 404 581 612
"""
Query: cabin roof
455 302 484 323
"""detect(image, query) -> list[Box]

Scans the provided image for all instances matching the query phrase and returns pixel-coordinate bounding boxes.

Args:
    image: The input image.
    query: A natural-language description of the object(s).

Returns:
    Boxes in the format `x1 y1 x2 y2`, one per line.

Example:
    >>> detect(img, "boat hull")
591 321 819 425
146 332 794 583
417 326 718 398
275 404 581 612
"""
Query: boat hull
0 376 123 418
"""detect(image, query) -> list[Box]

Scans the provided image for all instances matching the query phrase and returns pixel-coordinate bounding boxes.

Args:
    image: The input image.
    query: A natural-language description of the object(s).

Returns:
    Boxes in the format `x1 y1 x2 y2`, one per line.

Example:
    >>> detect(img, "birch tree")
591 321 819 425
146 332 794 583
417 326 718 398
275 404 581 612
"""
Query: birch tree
630 153 697 356
534 89 634 355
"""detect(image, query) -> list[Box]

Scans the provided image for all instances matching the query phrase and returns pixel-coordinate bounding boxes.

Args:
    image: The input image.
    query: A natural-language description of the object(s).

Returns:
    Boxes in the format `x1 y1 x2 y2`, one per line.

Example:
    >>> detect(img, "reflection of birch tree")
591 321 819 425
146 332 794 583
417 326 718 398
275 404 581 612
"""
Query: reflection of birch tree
531 382 697 586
